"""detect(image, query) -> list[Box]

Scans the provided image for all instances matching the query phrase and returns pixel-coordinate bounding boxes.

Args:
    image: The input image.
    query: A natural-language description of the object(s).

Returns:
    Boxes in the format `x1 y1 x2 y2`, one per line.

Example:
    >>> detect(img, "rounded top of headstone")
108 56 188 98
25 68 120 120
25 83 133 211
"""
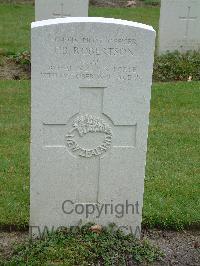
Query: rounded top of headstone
31 17 155 33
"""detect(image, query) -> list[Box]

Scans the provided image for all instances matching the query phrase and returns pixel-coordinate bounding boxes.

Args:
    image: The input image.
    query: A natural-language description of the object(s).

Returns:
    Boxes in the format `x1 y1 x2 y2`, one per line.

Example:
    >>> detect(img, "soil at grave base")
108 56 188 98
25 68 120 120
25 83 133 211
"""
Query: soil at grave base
0 56 30 80
88 1 159 8
0 229 199 265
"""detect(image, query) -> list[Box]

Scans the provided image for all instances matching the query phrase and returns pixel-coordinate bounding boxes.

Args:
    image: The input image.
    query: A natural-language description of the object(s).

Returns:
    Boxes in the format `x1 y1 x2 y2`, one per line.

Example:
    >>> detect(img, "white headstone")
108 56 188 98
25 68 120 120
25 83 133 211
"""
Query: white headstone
35 0 89 21
30 17 155 238
159 0 200 54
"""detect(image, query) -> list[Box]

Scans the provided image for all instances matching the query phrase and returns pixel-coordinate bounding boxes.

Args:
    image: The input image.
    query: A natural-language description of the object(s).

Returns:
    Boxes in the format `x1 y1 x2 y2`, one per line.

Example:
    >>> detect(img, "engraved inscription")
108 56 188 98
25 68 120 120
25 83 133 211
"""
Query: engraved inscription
40 64 139 81
164 39 200 51
55 46 135 56
66 114 113 158
54 36 137 45
39 34 140 81
53 35 137 57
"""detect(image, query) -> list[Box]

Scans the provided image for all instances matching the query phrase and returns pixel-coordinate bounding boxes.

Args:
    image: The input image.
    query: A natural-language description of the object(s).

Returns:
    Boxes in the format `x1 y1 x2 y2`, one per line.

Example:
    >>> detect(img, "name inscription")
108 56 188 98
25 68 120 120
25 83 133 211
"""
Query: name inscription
55 46 135 56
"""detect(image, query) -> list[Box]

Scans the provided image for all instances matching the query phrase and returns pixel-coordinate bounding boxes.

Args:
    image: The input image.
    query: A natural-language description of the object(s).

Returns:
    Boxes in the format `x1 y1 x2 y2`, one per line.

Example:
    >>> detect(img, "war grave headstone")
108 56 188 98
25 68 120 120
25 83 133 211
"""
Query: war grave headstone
30 17 155 238
35 0 89 21
159 0 200 54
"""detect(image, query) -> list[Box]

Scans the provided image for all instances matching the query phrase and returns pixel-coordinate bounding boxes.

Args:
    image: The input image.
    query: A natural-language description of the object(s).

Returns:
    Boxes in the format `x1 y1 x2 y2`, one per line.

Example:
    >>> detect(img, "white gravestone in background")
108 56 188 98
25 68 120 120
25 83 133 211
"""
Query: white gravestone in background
35 0 89 21
159 0 200 54
30 17 155 238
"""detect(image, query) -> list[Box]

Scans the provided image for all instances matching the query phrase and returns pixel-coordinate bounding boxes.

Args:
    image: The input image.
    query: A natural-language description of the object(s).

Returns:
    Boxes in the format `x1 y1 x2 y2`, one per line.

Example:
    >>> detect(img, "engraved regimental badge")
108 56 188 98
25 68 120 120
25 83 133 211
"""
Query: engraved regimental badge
66 114 113 158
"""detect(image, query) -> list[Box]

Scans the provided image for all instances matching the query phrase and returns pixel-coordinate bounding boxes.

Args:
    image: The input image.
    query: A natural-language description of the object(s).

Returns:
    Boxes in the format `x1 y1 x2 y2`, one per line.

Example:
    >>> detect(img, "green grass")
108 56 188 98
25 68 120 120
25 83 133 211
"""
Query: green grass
0 80 199 230
144 82 200 229
0 4 160 53
0 4 34 53
0 80 30 229
89 6 159 32
2 224 162 265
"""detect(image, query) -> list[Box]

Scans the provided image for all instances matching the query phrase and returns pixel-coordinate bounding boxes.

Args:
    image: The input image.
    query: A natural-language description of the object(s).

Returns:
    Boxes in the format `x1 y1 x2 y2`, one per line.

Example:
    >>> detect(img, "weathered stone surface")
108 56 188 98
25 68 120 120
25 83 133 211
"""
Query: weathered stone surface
159 0 200 54
30 17 155 238
35 0 88 21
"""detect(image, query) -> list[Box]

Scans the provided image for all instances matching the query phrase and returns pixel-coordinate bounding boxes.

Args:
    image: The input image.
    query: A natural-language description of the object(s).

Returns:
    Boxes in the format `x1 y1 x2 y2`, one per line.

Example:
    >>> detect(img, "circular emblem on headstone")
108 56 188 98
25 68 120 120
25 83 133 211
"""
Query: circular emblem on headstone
66 114 113 158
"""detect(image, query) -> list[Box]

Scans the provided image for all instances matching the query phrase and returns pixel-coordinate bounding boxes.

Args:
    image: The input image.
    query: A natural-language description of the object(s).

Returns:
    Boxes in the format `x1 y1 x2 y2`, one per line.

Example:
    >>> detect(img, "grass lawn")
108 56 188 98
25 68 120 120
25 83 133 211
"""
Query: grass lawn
0 4 160 53
0 81 30 229
0 4 34 53
0 80 199 230
144 82 200 229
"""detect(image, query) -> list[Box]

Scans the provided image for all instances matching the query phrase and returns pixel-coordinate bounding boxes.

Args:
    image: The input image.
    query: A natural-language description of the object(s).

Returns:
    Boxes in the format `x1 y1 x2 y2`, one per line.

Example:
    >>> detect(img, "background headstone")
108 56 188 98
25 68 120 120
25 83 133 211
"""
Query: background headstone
35 0 89 21
30 17 155 237
158 0 200 54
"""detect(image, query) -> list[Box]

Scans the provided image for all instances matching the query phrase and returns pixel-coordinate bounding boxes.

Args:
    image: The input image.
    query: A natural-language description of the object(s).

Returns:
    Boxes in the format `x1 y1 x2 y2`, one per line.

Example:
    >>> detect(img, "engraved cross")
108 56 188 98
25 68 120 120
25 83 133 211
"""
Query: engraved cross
43 86 136 202
52 3 70 18
179 6 197 38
